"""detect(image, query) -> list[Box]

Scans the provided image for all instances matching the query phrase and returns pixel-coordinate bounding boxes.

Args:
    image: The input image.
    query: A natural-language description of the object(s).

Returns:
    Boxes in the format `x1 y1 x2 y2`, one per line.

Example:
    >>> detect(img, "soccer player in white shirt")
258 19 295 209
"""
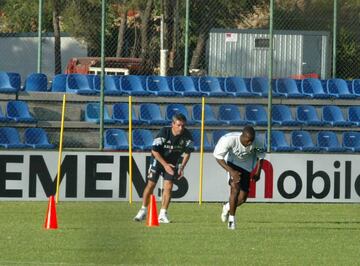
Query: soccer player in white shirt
213 126 265 230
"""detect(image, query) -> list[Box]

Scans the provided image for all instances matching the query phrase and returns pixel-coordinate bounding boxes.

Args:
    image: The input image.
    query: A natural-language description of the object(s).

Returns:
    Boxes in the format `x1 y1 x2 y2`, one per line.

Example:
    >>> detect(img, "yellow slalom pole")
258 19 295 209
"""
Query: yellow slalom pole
55 94 66 204
199 97 205 205
128 96 133 204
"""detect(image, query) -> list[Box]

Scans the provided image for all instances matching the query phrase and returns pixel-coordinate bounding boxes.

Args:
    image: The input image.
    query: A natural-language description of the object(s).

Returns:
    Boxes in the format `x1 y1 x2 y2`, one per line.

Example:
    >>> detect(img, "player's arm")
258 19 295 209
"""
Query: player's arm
252 158 264 181
177 152 191 179
151 150 175 175
215 158 241 183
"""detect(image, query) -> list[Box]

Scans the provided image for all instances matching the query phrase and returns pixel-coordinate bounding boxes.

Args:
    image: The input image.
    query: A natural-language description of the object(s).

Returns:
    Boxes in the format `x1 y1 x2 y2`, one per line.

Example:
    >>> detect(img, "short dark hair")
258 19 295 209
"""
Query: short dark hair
172 113 187 123
242 126 255 140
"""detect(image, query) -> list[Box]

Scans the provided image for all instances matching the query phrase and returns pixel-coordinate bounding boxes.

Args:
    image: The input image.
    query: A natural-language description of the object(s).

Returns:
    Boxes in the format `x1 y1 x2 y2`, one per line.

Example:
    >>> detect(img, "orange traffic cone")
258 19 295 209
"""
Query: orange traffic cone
146 194 159 227
44 195 58 229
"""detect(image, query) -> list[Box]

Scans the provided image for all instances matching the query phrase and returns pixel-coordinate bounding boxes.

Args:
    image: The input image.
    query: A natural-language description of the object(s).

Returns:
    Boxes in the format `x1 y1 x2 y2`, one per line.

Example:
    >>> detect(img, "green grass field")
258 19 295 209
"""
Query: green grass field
0 201 359 265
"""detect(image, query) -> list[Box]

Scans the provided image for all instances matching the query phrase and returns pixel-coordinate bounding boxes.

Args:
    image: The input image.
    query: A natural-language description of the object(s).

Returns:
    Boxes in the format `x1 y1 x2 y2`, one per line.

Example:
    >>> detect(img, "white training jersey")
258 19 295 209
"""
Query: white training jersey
213 132 265 172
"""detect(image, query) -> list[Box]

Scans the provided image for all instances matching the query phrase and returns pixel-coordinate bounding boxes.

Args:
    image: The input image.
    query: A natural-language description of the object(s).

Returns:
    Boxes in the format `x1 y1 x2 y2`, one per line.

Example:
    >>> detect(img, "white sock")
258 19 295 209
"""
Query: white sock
160 208 167 215
225 202 230 211
229 215 235 222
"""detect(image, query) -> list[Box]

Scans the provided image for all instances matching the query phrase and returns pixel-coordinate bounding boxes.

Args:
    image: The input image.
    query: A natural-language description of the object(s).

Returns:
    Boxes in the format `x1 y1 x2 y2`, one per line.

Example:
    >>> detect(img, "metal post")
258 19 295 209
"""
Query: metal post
99 0 106 150
332 0 338 78
37 0 43 73
267 0 274 153
183 0 190 76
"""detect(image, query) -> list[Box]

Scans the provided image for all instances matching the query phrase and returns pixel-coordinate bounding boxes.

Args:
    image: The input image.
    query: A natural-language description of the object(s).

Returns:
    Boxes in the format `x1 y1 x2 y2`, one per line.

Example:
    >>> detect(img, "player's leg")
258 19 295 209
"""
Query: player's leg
228 181 241 230
134 168 159 221
236 190 248 207
158 179 173 223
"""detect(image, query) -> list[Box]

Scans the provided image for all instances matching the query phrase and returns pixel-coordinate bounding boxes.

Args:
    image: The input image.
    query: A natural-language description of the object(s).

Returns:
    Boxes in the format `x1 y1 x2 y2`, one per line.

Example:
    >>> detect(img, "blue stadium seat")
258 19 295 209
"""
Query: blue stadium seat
296 105 324 126
250 77 269 97
348 106 360 126
103 75 122 96
23 73 48 92
132 129 153 151
317 131 345 152
191 129 213 151
112 103 142 125
172 76 202 97
120 75 149 96
322 105 352 127
224 77 253 97
350 79 360 97
301 78 329 98
50 74 67 92
85 103 114 124
165 103 195 125
66 74 97 95
146 76 176 96
24 128 55 149
198 76 227 97
218 104 247 125
212 130 229 146
326 78 355 99
342 132 360 152
244 104 267 126
104 129 128 150
291 130 321 152
0 127 26 148
6 100 36 123
139 103 168 125
265 130 295 152
275 78 303 98
192 104 223 125
0 72 21 93
272 105 300 126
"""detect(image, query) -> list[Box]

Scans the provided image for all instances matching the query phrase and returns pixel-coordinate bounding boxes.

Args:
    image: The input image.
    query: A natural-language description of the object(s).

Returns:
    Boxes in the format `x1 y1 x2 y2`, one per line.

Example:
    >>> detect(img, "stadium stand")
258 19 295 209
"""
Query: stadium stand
146 76 176 96
6 100 36 122
139 103 168 125
192 104 223 125
112 103 143 125
172 76 202 97
198 76 228 97
244 104 268 126
275 78 303 98
85 102 114 124
326 78 355 99
50 74 67 92
272 105 300 126
103 75 122 96
296 105 325 126
120 75 149 96
191 129 213 151
342 132 360 152
24 128 55 149
104 129 128 150
291 130 322 152
301 78 330 98
66 73 98 95
0 72 21 93
23 73 48 92
265 130 295 152
0 127 26 148
218 104 247 126
223 77 253 97
317 131 346 152
132 129 153 151
322 105 352 127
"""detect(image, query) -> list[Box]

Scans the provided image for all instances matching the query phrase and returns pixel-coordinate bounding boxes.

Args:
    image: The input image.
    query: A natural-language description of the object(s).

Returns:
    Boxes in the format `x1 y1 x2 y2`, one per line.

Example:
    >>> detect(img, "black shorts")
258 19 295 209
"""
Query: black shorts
227 161 251 193
147 162 179 183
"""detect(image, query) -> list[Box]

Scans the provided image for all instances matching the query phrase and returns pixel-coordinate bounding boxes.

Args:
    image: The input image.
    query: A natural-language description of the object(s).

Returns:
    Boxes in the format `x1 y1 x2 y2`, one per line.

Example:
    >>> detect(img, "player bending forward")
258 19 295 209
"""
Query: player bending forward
213 126 264 230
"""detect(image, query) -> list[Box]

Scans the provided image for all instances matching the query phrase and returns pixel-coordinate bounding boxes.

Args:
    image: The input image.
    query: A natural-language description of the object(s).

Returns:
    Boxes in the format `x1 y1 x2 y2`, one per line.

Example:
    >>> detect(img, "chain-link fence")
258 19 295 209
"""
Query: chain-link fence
0 0 359 151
